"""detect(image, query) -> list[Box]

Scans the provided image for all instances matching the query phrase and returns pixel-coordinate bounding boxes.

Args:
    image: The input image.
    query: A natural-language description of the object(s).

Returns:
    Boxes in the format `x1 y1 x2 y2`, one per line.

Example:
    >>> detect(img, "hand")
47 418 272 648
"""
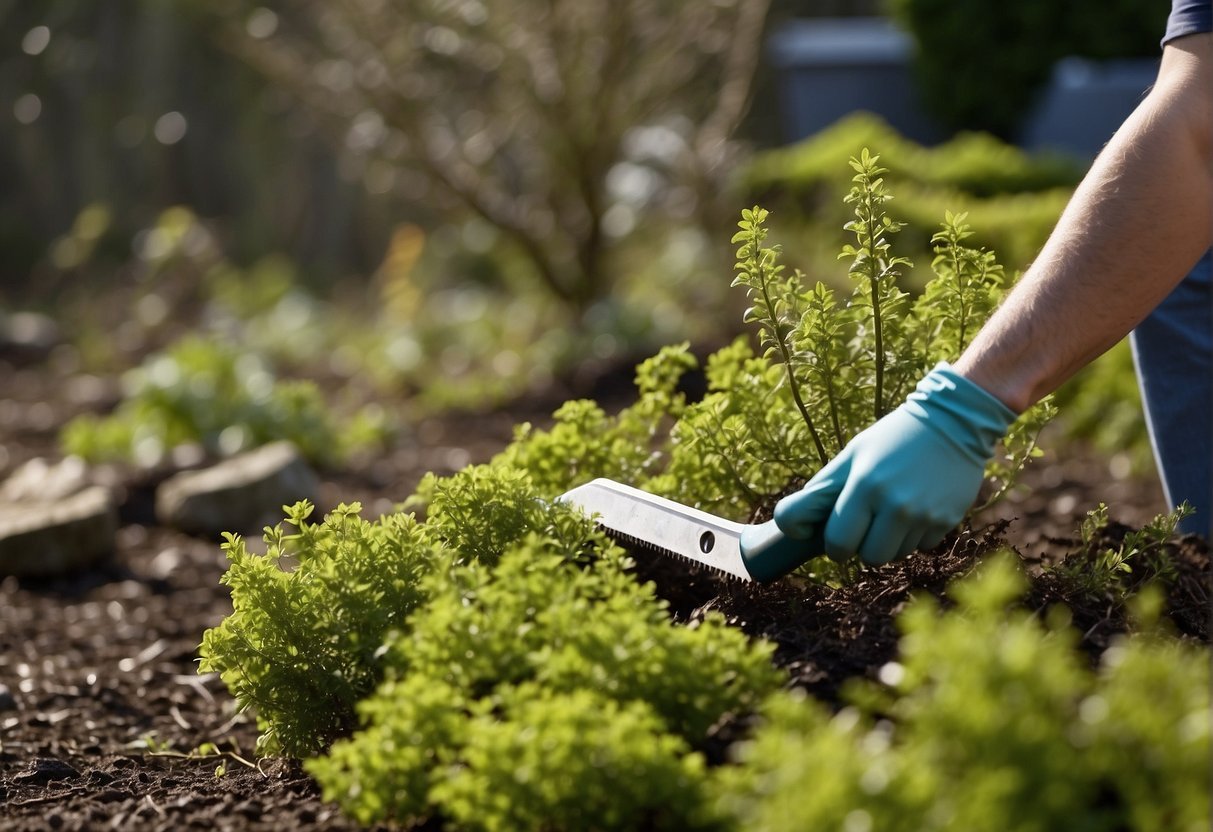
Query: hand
773 363 1017 565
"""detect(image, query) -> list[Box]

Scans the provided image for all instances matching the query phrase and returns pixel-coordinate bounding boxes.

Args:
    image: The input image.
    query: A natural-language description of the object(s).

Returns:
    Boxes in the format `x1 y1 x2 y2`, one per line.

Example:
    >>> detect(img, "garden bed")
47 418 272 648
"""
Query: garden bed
1 355 1207 831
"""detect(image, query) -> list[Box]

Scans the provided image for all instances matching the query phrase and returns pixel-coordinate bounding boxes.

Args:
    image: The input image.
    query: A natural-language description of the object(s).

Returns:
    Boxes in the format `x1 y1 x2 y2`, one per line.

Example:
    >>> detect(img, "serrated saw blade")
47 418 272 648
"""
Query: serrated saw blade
558 478 753 582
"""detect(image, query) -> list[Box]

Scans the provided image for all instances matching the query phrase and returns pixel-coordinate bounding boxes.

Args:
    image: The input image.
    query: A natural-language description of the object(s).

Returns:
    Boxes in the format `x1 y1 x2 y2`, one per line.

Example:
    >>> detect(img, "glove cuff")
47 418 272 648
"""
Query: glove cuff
906 362 1019 463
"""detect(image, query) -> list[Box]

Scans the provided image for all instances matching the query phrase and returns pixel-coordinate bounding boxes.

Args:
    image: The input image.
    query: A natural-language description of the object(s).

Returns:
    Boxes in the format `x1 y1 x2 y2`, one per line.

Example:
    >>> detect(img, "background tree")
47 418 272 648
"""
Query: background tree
202 0 773 319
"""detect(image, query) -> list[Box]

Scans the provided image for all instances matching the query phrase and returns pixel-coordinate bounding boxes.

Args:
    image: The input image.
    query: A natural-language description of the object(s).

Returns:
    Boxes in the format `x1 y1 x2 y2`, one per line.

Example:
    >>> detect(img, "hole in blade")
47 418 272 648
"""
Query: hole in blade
699 530 715 554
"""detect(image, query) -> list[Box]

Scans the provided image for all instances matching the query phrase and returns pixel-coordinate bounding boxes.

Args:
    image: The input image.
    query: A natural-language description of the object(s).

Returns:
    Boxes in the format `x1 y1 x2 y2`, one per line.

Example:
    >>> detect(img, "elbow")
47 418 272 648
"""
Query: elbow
1156 33 1213 165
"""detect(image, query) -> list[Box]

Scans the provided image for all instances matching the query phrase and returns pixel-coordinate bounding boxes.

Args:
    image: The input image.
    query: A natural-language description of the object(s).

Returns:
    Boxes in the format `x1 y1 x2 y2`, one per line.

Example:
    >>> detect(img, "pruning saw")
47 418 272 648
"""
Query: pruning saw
558 477 811 583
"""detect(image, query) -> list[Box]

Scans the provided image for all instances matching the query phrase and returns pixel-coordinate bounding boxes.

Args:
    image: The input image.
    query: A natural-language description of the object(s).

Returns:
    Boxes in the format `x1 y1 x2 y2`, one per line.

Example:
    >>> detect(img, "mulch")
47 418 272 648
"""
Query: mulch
1 355 1208 831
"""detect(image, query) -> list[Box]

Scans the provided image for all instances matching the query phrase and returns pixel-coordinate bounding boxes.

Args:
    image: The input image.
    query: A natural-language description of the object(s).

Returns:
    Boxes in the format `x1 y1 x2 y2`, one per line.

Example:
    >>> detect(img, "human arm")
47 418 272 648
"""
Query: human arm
767 34 1213 567
955 34 1213 411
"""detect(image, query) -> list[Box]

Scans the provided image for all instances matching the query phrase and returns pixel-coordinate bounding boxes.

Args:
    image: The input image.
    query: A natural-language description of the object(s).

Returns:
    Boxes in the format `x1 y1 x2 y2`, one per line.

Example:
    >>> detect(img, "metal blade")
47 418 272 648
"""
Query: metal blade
558 478 752 582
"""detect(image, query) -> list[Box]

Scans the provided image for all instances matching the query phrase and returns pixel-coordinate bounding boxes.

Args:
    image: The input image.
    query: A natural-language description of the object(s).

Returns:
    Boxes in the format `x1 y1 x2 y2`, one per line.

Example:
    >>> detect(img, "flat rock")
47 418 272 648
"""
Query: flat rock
0 486 118 577
155 441 318 536
0 311 61 363
1 456 90 502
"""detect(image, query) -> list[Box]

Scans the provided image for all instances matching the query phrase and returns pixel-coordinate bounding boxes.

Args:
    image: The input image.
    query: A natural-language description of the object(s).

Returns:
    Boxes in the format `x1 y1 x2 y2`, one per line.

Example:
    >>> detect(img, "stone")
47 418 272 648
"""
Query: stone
154 441 319 537
1 456 90 502
0 486 118 577
0 311 61 363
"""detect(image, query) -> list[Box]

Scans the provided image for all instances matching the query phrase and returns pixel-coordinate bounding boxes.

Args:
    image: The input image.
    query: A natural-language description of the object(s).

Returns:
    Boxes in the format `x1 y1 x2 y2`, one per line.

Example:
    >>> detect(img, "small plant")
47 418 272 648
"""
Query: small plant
714 554 1212 831
61 336 388 467
1052 501 1195 601
198 501 436 756
197 461 607 758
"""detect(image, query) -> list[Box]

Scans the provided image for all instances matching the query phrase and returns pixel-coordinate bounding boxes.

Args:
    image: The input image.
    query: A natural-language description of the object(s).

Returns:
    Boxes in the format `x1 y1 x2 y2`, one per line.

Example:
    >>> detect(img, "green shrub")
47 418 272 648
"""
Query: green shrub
742 114 1079 275
715 555 1211 831
743 114 1081 198
61 335 385 466
428 687 719 832
197 469 604 758
197 502 437 756
307 535 781 827
888 0 1168 138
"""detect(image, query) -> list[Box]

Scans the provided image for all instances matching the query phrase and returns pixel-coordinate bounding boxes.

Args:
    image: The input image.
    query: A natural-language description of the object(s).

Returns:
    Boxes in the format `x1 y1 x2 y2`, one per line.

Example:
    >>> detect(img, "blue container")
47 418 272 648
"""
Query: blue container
766 17 945 145
1019 57 1159 159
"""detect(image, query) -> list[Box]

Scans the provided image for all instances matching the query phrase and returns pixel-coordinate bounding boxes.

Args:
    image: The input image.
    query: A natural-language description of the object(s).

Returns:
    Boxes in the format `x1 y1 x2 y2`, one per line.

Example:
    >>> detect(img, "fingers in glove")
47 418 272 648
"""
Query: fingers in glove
822 482 873 562
774 453 850 540
857 510 915 566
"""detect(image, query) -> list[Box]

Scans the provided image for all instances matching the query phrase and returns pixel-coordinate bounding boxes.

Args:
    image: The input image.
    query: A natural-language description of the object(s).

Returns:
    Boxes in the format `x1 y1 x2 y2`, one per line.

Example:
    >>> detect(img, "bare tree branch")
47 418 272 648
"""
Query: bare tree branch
698 0 773 161
209 0 771 318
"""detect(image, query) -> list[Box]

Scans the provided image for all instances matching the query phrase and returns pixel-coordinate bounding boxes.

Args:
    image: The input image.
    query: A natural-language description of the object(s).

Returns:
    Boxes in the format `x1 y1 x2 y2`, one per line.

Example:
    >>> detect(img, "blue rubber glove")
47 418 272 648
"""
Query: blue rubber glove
773 363 1017 565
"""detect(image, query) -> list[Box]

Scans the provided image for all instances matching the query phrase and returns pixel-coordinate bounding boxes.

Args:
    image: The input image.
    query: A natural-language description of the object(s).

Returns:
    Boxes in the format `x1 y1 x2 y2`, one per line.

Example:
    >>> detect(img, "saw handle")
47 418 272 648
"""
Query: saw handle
739 519 813 582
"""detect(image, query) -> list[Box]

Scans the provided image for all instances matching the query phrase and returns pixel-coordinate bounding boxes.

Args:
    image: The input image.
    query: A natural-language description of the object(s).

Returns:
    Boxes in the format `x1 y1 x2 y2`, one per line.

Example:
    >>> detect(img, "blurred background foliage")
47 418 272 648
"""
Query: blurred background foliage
0 0 389 295
197 0 774 318
0 0 1162 468
888 0 1170 138
739 113 1083 287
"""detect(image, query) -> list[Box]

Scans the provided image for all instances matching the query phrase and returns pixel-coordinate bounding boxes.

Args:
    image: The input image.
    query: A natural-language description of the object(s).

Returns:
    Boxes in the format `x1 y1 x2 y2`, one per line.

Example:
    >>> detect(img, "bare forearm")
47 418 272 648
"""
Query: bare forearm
955 36 1213 413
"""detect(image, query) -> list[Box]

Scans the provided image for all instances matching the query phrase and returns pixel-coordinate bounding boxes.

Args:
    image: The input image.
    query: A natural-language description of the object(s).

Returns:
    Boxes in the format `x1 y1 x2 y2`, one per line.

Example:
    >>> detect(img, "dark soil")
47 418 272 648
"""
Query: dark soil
1 354 1208 831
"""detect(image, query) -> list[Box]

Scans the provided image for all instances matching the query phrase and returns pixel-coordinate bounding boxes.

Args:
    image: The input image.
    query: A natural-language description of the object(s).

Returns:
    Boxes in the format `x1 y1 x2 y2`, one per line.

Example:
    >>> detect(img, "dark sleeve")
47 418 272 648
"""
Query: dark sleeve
1163 0 1213 46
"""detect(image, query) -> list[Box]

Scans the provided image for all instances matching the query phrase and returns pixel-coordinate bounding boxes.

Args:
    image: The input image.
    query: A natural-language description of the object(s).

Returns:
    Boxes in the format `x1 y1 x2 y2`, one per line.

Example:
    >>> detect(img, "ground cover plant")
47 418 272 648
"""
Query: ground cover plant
59 335 389 468
185 152 1210 830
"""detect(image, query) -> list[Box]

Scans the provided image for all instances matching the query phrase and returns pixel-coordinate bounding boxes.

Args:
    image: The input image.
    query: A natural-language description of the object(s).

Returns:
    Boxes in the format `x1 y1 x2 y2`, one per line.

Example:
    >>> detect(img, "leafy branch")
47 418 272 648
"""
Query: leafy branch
731 206 828 467
914 211 1004 366
839 150 912 418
